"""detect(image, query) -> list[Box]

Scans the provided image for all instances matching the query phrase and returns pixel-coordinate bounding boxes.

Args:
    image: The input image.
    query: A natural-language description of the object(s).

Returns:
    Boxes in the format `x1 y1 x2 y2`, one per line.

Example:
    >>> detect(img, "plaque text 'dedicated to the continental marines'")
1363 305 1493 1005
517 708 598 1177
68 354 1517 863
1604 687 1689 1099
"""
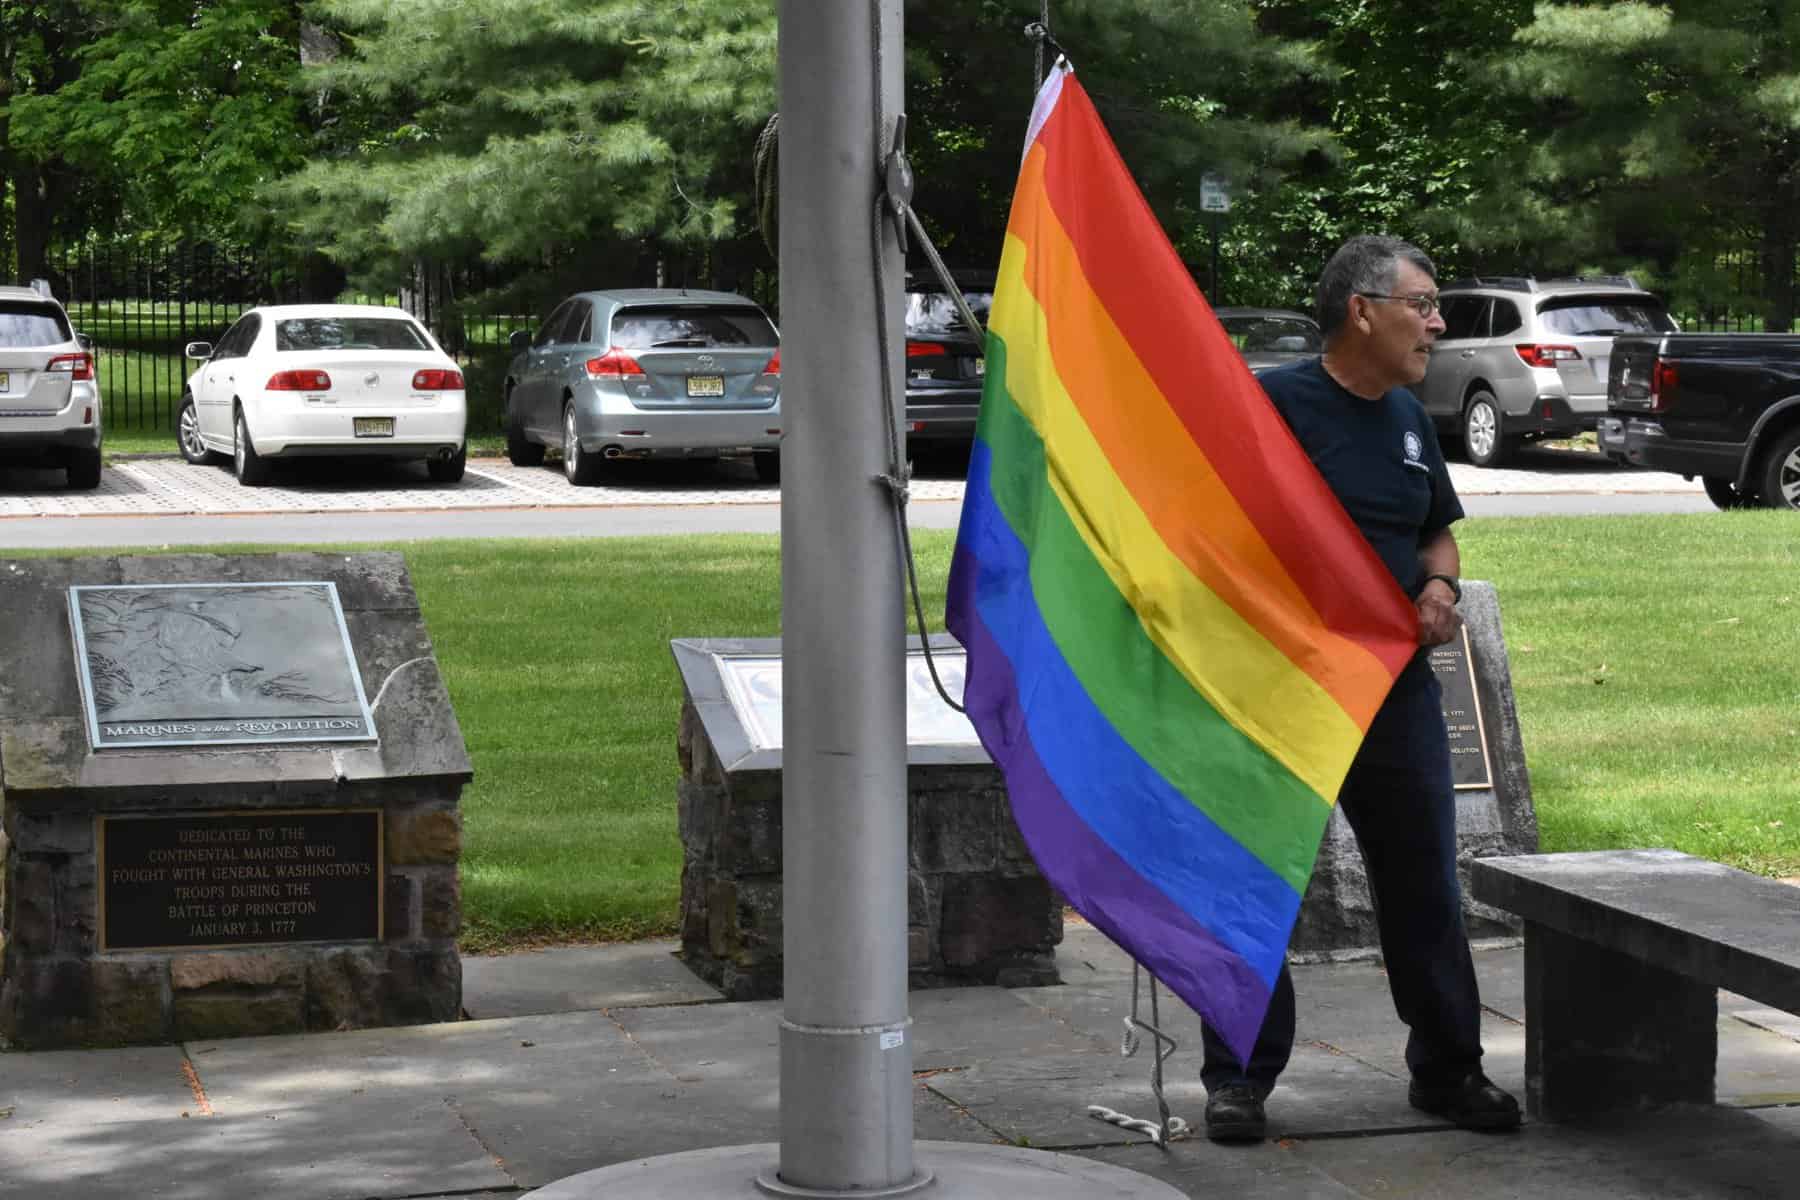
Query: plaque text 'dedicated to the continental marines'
99 809 383 950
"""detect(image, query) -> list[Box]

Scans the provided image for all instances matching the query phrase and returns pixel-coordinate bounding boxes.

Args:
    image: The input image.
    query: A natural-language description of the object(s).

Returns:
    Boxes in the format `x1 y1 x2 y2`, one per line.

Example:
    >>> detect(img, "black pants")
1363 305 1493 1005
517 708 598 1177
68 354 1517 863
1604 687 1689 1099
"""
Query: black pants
1200 663 1484 1092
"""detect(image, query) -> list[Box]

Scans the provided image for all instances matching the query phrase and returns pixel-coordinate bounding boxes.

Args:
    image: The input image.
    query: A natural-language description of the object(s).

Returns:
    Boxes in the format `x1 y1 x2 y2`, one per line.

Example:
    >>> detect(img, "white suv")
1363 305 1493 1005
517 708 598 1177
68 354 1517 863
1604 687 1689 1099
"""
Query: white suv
1419 276 1677 466
0 283 102 489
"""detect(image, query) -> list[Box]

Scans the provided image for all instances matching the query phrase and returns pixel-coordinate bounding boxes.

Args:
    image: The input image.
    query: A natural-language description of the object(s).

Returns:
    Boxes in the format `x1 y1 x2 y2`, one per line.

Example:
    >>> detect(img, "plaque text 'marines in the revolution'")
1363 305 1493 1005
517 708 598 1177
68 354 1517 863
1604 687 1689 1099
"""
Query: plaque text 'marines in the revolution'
68 581 377 749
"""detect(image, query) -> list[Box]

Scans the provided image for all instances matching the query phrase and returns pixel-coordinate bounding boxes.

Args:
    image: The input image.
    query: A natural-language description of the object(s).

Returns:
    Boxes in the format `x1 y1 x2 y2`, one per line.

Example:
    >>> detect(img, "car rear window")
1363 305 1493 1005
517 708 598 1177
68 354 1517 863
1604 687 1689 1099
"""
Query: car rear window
0 302 73 348
1220 316 1321 353
906 291 993 337
1537 298 1676 337
274 317 431 352
610 306 776 349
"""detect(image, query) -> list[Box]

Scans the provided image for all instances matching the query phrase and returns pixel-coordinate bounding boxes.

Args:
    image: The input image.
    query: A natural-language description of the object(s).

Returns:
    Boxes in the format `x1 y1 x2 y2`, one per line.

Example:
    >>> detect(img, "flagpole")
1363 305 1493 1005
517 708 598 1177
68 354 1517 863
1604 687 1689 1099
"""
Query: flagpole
776 0 918 1187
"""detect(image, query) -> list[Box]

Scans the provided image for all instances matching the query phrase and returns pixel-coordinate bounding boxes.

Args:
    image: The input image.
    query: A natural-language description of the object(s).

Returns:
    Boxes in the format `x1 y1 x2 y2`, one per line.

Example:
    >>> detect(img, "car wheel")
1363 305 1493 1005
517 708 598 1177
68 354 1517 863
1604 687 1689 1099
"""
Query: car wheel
1701 475 1755 511
176 394 218 465
753 450 781 484
428 445 467 483
563 404 603 486
234 410 271 487
505 387 545 466
1462 391 1510 468
65 446 102 490
1757 425 1800 510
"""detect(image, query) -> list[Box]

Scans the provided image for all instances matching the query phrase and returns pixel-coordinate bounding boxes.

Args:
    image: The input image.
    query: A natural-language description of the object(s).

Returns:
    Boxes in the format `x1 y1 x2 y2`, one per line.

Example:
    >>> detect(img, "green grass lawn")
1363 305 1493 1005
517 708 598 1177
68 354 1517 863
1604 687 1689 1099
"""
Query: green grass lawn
6 513 1794 950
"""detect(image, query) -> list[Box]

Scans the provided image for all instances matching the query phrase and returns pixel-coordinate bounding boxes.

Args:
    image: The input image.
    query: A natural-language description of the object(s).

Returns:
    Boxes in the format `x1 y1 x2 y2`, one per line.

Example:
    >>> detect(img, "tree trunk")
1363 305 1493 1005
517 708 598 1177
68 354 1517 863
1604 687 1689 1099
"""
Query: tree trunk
10 162 58 284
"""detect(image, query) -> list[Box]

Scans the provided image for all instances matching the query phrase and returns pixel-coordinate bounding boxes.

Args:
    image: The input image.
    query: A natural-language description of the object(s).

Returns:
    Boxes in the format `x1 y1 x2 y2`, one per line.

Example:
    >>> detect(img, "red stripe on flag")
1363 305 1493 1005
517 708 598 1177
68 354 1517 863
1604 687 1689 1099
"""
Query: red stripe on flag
1031 78 1415 671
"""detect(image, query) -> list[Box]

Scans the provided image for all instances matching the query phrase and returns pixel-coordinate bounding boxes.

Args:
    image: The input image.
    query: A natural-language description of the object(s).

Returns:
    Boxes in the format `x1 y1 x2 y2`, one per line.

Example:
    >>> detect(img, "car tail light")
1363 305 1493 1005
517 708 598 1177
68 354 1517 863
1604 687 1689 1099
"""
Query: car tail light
1514 344 1581 368
266 369 331 390
412 368 464 390
907 341 948 358
1650 359 1678 413
762 349 781 376
46 353 94 381
586 349 644 377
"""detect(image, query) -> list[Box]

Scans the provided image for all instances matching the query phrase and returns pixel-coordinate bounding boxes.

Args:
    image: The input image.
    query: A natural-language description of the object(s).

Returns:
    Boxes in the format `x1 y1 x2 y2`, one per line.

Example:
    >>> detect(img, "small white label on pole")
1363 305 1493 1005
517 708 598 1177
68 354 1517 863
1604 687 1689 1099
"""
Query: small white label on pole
880 1031 905 1050
1200 172 1231 214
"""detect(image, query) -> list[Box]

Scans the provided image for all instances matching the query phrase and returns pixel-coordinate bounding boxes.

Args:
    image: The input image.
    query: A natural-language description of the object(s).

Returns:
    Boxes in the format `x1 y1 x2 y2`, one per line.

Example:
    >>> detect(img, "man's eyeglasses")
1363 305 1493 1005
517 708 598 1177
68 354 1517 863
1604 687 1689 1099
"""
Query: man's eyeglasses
1356 292 1439 318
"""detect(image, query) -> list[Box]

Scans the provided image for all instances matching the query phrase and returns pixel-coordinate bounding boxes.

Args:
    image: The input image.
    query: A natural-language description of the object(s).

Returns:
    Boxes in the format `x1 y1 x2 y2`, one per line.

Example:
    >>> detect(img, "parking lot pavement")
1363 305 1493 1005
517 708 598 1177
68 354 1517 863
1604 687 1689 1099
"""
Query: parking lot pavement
0 445 1698 523
0 456 967 519
1444 444 1702 495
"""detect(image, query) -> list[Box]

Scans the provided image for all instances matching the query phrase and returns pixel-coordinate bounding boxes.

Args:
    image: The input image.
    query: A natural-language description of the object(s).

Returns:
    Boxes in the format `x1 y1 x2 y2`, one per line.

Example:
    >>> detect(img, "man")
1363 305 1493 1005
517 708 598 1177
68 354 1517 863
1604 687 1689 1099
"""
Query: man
1201 235 1521 1142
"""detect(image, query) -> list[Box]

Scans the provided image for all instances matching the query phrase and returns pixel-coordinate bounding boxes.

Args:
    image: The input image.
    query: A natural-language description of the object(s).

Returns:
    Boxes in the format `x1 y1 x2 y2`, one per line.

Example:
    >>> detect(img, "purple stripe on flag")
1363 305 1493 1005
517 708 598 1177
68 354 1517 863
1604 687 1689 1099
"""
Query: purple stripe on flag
949 543 1272 1064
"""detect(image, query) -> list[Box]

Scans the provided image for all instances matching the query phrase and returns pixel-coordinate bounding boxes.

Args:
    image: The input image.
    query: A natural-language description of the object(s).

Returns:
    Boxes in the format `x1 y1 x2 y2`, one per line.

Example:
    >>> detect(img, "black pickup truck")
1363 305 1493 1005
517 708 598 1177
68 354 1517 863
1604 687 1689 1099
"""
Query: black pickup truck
1599 334 1800 510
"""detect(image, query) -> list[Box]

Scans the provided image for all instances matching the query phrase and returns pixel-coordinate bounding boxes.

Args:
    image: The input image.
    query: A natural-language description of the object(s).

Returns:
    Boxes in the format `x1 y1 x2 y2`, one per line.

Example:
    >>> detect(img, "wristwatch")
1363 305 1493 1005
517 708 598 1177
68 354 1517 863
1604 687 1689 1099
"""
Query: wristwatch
1422 573 1462 604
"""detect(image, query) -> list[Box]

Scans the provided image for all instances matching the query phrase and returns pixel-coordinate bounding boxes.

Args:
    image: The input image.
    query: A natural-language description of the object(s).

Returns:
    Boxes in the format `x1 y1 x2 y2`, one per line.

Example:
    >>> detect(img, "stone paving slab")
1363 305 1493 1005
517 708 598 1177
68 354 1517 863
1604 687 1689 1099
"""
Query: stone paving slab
609 985 1108 1082
1290 1105 1800 1200
461 939 723 1019
0 1038 508 1200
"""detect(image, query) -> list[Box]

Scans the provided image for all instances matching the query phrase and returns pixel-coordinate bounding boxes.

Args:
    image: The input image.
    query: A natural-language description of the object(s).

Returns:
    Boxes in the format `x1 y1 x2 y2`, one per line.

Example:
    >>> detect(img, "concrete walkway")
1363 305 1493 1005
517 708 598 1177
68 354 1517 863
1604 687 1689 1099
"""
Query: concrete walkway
4 924 1798 1198
0 444 1697 522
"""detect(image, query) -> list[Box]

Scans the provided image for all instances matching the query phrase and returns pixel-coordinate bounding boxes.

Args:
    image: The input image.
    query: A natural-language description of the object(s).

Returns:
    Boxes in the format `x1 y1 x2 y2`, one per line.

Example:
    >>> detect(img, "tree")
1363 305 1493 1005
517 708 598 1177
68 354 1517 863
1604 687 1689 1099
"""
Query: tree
904 0 1335 298
7 0 312 243
274 0 777 295
1467 1 1800 329
1 0 93 279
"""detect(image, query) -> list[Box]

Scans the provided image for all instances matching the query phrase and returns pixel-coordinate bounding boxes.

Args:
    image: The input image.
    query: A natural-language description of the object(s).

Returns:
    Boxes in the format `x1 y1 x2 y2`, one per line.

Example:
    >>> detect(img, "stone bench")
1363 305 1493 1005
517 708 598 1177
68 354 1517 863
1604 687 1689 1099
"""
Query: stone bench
1468 849 1800 1121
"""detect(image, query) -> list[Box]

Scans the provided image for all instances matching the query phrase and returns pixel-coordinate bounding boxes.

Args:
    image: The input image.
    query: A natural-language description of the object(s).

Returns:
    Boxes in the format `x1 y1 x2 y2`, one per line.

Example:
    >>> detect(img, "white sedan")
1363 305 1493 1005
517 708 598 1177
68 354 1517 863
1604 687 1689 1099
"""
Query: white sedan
178 304 468 486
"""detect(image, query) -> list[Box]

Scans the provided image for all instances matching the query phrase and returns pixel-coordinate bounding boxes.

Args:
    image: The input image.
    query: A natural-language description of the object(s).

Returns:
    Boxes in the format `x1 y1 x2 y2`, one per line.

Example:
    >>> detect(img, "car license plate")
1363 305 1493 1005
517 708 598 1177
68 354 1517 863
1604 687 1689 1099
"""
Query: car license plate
354 417 395 438
974 357 986 376
687 375 725 398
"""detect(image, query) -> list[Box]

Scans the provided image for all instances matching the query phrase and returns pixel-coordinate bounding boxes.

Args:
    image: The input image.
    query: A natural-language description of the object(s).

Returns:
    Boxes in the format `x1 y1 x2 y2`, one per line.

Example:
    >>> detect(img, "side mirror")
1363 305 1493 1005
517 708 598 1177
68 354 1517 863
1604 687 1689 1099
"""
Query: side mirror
185 341 214 360
509 329 531 352
76 332 95 352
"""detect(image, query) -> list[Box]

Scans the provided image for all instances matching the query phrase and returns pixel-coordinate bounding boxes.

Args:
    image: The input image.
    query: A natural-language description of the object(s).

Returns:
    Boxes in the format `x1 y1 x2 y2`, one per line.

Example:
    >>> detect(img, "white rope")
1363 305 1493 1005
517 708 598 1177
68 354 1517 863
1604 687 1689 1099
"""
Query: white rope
1086 1105 1191 1146
1085 963 1191 1146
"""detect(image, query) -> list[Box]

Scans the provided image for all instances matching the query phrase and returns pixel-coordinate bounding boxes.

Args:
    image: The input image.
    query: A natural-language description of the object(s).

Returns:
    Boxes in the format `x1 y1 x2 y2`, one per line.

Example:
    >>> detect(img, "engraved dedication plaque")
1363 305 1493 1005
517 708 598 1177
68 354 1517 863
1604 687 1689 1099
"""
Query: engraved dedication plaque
68 582 377 748
99 809 383 950
1430 625 1494 791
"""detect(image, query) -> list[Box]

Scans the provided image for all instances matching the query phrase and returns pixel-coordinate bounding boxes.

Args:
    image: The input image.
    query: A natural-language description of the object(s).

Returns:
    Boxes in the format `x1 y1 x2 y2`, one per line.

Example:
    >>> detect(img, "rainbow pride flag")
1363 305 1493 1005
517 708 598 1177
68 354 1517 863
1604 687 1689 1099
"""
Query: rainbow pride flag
944 62 1420 1062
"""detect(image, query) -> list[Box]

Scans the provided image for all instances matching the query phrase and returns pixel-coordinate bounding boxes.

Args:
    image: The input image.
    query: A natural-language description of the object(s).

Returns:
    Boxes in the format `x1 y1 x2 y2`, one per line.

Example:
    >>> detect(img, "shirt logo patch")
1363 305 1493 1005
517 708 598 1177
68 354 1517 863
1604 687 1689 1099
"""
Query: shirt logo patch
1404 431 1423 462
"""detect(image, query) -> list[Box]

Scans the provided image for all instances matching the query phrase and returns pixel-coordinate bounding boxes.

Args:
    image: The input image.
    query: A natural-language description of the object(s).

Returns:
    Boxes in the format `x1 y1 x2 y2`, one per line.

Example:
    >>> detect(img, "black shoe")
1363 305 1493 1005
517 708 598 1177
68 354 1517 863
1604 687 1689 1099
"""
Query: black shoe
1408 1071 1521 1131
1204 1082 1267 1142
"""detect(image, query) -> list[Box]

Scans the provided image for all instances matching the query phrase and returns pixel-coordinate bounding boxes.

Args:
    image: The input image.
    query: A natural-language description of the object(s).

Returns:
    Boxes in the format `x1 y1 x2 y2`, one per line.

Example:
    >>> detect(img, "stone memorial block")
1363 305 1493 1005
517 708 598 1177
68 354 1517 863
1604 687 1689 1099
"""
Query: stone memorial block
0 553 471 1049
1289 579 1538 954
672 635 1061 1001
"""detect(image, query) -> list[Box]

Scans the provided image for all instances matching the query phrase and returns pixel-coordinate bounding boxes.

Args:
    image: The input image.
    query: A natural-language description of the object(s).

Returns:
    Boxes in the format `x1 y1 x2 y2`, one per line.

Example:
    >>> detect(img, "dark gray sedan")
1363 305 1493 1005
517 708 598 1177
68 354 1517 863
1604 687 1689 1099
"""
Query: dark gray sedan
504 289 782 484
1216 307 1322 375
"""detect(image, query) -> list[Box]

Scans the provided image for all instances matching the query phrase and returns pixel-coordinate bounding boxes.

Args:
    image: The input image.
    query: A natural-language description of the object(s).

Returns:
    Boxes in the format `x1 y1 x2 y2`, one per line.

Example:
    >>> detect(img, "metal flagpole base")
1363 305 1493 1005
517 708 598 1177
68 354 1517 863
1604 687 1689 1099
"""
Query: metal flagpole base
526 1141 1186 1198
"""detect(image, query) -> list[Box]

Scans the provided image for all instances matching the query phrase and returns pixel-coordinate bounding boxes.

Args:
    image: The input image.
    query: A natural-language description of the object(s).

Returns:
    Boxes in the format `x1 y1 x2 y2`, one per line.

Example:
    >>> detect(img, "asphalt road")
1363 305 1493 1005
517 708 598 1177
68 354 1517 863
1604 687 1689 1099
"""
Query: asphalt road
0 446 1711 551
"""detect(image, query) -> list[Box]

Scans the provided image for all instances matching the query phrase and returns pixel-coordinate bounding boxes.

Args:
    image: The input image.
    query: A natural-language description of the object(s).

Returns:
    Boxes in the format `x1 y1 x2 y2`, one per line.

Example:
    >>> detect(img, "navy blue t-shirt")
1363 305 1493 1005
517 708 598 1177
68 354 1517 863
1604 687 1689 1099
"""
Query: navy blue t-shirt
1259 357 1465 762
1258 357 1463 597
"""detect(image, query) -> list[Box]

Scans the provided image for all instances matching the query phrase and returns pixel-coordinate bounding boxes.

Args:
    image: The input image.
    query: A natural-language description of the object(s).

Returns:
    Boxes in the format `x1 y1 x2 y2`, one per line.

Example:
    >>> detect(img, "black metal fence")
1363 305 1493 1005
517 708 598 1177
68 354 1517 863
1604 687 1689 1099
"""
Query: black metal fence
42 242 336 431
36 242 542 434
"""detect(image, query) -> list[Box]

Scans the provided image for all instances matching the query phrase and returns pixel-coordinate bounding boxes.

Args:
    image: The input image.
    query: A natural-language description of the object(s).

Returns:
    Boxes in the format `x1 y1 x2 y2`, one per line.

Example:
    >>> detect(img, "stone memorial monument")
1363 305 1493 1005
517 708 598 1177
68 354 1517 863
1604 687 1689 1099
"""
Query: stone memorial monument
1288 579 1538 953
0 552 470 1048
673 635 1061 1001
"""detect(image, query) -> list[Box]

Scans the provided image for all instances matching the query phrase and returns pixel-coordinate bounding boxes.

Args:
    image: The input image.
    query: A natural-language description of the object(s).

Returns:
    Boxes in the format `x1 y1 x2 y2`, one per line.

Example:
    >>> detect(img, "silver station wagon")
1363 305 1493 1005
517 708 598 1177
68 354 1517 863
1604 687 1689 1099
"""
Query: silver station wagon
1420 276 1677 466
0 284 102 489
503 288 782 485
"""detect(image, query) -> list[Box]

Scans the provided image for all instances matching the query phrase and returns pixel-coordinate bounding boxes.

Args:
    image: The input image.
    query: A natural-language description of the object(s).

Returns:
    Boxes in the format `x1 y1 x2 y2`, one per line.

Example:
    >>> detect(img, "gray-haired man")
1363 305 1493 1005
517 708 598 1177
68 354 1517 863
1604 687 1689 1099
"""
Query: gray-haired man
1201 235 1521 1142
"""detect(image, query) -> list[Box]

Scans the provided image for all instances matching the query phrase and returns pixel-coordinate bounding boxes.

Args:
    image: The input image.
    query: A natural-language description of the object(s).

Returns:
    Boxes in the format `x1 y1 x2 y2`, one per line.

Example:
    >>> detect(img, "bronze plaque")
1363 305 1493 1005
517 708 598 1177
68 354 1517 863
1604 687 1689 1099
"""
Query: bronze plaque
68 582 377 749
99 809 383 951
1430 626 1493 791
